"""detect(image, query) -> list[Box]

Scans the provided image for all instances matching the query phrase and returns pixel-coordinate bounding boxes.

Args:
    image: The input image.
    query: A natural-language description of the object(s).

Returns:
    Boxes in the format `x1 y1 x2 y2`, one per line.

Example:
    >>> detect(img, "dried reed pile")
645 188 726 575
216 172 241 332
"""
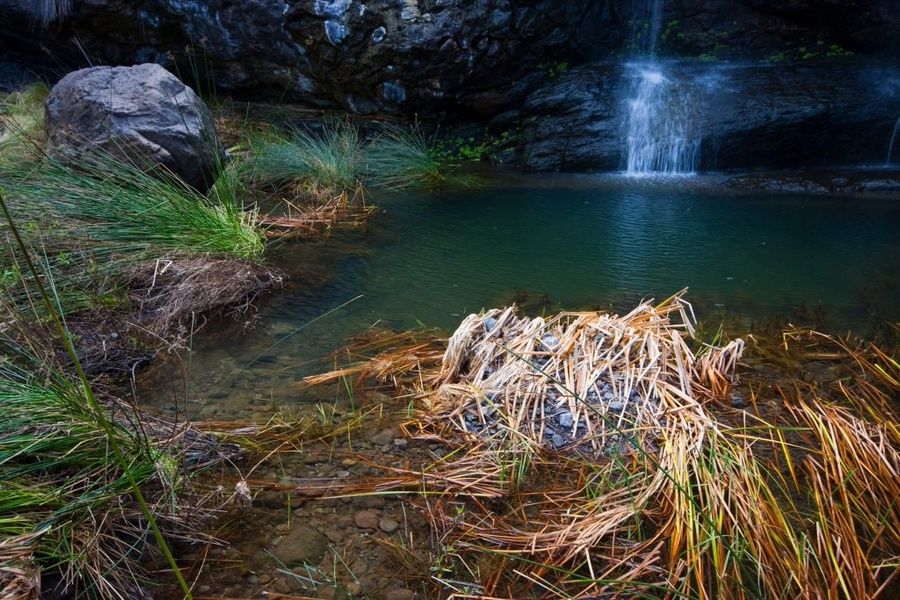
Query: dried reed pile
308 295 899 599
427 295 744 454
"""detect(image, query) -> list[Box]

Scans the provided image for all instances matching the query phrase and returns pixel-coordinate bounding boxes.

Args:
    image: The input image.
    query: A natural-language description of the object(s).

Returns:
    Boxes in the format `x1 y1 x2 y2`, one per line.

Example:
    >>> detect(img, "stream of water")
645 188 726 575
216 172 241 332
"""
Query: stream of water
623 0 701 175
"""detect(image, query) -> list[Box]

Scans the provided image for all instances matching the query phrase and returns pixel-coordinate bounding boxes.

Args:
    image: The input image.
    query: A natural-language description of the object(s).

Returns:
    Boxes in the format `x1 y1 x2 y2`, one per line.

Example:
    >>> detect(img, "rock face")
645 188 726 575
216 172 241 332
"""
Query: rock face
4 0 895 117
0 0 617 117
514 62 900 172
46 64 224 190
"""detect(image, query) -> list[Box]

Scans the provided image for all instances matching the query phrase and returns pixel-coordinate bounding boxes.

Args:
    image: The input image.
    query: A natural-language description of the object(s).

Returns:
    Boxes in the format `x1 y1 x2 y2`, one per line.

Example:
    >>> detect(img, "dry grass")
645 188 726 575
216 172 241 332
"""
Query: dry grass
259 187 377 240
125 257 284 335
306 294 899 599
0 531 40 600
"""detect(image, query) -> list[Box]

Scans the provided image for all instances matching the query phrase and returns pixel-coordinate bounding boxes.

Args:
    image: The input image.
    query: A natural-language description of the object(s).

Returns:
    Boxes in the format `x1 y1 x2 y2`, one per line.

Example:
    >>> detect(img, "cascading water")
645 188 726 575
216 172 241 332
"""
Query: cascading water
623 0 701 176
887 117 900 166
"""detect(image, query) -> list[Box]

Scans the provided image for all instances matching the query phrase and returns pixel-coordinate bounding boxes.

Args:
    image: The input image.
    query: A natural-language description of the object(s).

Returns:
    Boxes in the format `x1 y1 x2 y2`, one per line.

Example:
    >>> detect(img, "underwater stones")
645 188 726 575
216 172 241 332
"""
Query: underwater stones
272 524 328 567
45 64 224 191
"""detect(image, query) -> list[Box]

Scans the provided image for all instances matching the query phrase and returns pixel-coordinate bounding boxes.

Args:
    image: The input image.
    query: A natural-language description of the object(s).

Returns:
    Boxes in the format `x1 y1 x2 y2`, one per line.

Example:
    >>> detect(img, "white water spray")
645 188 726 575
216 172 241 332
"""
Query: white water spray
887 117 900 166
623 0 701 176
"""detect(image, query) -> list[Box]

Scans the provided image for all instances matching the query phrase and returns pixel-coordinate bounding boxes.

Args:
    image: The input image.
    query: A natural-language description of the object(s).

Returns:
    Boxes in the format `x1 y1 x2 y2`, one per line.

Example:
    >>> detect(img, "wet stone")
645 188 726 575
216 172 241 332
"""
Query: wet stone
271 525 328 567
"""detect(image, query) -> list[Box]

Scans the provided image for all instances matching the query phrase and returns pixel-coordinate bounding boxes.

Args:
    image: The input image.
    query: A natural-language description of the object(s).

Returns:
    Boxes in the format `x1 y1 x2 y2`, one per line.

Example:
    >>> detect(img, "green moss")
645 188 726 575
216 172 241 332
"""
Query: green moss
539 61 569 80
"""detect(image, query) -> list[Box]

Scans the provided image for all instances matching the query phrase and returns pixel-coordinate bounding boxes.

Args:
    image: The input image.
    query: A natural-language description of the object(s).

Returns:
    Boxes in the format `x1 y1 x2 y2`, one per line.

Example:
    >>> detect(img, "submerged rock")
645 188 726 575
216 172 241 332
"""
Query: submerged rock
45 64 224 190
272 524 328 567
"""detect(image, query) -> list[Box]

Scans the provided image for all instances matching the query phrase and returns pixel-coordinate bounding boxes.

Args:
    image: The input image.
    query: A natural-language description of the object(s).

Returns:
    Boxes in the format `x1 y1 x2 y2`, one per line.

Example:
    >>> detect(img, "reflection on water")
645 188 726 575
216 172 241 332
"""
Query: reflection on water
141 175 900 419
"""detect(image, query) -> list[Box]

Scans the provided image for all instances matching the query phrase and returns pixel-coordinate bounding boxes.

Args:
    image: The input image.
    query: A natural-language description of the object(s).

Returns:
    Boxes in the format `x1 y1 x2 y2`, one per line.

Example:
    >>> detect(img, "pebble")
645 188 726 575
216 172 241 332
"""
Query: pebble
379 517 400 533
558 411 574 428
393 438 409 449
354 510 380 530
484 316 498 332
608 401 624 412
346 581 363 596
369 429 396 446
541 334 559 348
385 589 415 600
341 458 358 467
552 434 566 448
336 470 351 478
730 394 748 408
364 496 385 509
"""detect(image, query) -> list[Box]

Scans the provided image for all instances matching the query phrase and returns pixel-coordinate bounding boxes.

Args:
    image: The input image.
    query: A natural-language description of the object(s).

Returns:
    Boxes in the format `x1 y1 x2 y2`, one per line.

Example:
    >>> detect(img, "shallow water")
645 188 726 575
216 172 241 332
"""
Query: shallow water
144 174 899 419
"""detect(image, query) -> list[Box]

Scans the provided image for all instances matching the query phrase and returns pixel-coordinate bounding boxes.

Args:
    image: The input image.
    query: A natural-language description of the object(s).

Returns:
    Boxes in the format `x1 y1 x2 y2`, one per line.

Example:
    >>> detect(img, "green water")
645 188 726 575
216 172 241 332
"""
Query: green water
145 175 899 418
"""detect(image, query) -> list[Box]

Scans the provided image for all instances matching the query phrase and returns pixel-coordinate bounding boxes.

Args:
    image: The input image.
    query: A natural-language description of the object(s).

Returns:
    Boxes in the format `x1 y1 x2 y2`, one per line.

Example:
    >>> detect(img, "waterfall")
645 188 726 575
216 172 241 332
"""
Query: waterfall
887 117 900 166
625 66 700 174
623 0 701 176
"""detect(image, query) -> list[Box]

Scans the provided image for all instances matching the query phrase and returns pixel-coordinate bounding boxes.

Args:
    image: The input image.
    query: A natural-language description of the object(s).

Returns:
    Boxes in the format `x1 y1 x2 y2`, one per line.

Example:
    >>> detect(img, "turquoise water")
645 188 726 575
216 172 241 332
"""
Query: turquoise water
145 175 899 418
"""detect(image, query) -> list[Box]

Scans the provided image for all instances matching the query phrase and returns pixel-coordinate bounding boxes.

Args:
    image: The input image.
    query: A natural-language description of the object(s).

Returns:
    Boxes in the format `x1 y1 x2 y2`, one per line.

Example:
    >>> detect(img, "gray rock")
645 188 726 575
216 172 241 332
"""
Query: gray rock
45 64 224 191
558 411 574 428
272 525 328 567
483 316 498 332
385 588 415 600
608 401 624 412
551 434 566 448
354 510 379 530
541 334 559 348
368 428 396 446
379 517 399 533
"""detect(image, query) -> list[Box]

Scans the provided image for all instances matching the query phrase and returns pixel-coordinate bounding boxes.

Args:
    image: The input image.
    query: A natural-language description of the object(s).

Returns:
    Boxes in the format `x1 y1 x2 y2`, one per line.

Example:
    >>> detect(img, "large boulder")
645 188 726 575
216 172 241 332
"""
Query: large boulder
45 64 224 190
514 61 900 172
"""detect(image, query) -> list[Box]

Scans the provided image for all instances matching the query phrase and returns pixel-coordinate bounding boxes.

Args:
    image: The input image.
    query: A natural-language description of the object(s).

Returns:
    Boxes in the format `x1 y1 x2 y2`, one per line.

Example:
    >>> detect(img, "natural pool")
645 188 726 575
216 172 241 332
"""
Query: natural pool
145 174 899 419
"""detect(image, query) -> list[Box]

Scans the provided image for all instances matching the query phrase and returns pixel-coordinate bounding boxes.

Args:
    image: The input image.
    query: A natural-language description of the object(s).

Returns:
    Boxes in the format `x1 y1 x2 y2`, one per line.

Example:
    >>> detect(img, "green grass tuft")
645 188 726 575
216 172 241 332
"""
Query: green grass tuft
3 153 265 260
0 82 50 168
250 122 363 194
365 124 460 190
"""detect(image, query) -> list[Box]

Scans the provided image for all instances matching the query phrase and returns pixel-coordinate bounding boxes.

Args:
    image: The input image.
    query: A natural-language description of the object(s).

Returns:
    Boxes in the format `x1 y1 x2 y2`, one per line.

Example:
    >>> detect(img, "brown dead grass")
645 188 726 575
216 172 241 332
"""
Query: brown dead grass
306 294 899 599
125 257 284 336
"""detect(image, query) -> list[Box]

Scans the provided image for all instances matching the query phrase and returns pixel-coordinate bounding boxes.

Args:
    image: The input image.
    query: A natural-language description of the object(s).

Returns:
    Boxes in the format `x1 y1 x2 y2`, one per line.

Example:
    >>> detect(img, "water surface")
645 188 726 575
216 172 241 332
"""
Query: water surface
144 175 899 418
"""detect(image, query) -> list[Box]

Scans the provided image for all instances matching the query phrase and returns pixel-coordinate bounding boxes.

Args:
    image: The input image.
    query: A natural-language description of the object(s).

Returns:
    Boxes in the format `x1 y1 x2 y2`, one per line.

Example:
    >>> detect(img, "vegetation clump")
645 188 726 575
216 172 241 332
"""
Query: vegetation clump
4 154 265 261
0 84 49 168
248 120 466 197
308 294 899 599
